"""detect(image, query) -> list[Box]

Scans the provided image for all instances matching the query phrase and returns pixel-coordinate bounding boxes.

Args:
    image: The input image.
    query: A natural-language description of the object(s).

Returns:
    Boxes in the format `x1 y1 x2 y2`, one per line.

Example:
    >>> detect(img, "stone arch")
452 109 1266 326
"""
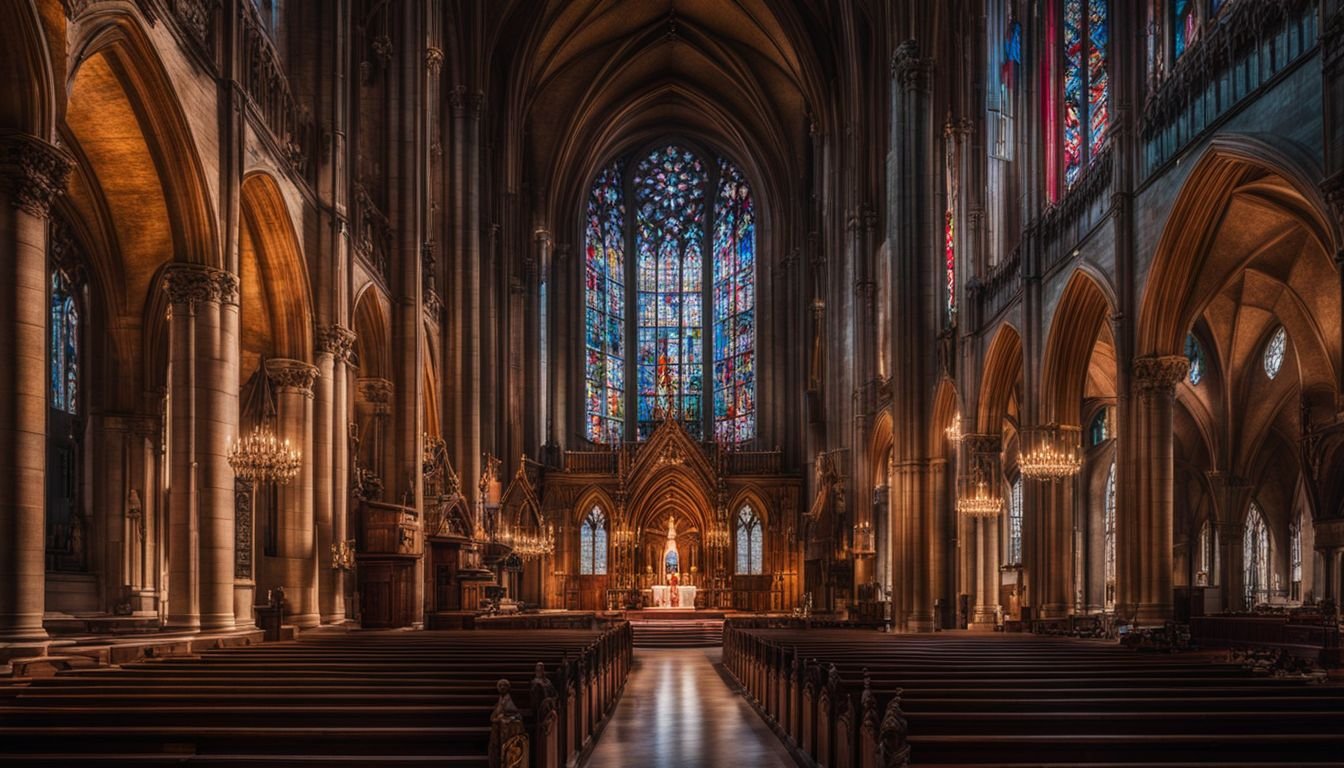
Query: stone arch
352 286 392 380
66 12 219 269
239 172 314 376
0 0 56 136
1139 135 1339 359
978 323 1023 434
1041 270 1114 425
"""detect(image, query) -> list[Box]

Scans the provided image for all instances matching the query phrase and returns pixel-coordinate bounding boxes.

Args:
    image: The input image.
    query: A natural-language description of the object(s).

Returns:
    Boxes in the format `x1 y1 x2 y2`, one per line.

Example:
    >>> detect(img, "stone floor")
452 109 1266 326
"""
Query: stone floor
585 647 795 768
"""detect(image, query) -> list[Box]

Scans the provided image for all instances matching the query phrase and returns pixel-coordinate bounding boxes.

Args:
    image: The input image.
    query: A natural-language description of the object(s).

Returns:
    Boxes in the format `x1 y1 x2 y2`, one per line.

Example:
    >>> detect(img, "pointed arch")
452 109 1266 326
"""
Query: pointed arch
240 173 314 366
352 285 392 380
0 0 55 136
1041 269 1114 424
978 323 1023 433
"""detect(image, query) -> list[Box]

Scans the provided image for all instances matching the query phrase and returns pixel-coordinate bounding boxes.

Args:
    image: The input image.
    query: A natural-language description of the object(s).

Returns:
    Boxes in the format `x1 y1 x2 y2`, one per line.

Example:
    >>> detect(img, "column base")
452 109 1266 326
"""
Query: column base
287 612 321 629
970 605 1000 630
0 641 50 664
200 613 237 631
1037 603 1070 619
164 616 201 632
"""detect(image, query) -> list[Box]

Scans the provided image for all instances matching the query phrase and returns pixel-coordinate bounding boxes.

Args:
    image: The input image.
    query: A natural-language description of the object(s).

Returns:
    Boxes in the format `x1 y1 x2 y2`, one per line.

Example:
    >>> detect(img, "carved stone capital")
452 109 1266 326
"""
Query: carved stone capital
265 358 319 396
961 433 1002 457
891 40 932 92
2 134 74 218
163 264 239 307
318 324 357 362
448 87 484 119
1132 355 1190 396
425 46 443 76
356 376 394 406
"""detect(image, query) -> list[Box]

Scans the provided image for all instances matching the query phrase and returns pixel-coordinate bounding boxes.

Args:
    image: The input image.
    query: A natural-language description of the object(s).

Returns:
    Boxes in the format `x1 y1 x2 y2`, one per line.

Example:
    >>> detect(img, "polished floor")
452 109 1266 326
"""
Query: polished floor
585 647 795 768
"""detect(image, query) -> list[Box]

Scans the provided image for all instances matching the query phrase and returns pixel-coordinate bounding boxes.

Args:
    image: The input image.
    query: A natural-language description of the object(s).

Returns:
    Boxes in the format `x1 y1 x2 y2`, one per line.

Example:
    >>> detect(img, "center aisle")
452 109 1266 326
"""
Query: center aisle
584 647 794 768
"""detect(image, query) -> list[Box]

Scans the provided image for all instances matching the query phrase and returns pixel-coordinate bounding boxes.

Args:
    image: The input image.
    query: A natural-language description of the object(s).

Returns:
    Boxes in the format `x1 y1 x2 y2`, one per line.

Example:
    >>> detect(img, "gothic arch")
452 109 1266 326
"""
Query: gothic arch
240 172 315 369
0 0 55 136
727 485 773 528
1041 270 1114 425
1139 135 1340 359
571 486 619 528
352 285 392 380
978 323 1023 434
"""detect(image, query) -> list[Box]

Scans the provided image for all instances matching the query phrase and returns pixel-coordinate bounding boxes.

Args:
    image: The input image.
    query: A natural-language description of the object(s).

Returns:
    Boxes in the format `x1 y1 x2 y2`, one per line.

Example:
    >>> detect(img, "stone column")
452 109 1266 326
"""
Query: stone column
0 135 71 647
266 358 319 628
1129 355 1188 623
163 264 240 631
317 326 355 623
964 434 1002 628
355 377 393 486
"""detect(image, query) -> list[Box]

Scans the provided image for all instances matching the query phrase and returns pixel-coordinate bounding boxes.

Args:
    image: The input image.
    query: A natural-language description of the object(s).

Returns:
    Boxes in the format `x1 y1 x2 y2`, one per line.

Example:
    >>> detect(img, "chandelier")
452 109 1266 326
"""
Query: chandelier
228 425 302 484
1019 424 1083 480
945 412 963 443
956 473 1003 517
705 525 730 550
510 526 555 560
612 525 639 547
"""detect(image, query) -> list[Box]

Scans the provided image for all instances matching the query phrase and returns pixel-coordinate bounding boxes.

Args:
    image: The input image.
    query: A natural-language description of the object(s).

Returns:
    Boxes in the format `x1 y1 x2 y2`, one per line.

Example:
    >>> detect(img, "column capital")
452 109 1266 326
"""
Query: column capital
1 134 74 219
961 433 1002 456
448 87 484 119
265 358 319 396
1132 354 1189 395
317 324 357 362
163 264 239 307
891 40 933 92
356 376 394 406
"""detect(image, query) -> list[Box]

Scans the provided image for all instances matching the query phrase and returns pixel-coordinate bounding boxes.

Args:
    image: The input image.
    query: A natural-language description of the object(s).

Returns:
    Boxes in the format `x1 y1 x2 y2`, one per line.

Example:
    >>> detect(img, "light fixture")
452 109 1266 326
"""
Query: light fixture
510 525 555 560
228 425 302 485
853 521 876 555
1019 424 1083 480
956 472 1003 517
705 525 730 550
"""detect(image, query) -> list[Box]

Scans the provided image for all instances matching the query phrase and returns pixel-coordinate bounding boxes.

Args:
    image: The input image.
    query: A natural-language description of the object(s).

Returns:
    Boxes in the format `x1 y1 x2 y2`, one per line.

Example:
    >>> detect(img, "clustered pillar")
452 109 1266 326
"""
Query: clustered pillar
266 358 320 628
1128 355 1188 623
0 134 72 647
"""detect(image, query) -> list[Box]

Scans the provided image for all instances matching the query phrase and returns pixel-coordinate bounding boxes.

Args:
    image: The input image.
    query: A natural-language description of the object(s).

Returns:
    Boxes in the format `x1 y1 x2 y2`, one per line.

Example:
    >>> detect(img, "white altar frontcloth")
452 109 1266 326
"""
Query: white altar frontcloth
678 585 696 608
649 585 696 608
651 585 670 607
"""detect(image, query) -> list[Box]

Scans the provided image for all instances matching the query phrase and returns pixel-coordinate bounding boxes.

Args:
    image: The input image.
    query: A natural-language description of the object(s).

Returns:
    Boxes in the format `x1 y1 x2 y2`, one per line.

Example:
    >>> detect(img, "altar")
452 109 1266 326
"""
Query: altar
650 585 697 609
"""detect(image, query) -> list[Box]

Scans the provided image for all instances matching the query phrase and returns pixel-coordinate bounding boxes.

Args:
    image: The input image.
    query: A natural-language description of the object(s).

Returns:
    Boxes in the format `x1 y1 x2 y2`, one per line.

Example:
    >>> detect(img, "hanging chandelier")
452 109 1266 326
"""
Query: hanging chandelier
705 525 730 550
228 425 302 485
1019 424 1083 480
510 526 555 560
945 412 963 443
956 473 1003 517
612 525 639 547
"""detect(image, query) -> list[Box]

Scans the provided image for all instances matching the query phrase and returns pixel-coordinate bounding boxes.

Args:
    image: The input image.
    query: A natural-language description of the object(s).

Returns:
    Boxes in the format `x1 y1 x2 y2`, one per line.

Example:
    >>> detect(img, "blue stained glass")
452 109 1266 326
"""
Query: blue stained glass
1185 333 1204 386
583 162 626 443
1174 0 1199 60
712 159 756 444
634 145 706 440
580 507 607 575
1087 0 1109 157
1063 0 1084 188
50 271 79 415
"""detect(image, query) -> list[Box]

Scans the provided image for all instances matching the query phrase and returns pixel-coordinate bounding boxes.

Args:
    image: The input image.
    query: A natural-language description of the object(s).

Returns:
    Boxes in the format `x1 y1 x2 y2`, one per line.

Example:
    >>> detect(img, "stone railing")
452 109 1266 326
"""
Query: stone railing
1027 145 1114 279
563 450 618 474
238 0 312 176
1141 0 1318 177
969 245 1022 328
724 449 783 475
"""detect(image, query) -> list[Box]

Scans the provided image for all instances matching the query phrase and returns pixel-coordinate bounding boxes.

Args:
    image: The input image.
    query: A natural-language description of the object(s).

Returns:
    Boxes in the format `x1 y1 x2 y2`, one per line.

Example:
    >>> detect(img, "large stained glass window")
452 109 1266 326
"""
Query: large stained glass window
1243 502 1269 608
712 160 756 444
1062 0 1109 188
584 162 626 444
735 504 763 575
51 271 79 415
1174 0 1199 59
583 144 757 444
580 506 608 575
635 146 706 440
1103 460 1117 610
1007 476 1023 565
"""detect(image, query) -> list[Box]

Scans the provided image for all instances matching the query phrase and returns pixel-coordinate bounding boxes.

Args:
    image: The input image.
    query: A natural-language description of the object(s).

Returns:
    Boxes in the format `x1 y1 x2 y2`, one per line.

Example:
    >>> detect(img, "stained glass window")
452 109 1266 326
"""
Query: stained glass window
584 144 757 444
1103 461 1116 610
1290 513 1302 600
1062 0 1109 188
1264 326 1286 380
1007 476 1023 565
1243 502 1269 608
580 506 607 575
735 504 763 575
712 159 756 444
1174 0 1199 59
51 271 79 415
1198 520 1212 586
584 162 626 444
1185 333 1203 385
944 210 956 322
1089 408 1109 446
635 145 706 440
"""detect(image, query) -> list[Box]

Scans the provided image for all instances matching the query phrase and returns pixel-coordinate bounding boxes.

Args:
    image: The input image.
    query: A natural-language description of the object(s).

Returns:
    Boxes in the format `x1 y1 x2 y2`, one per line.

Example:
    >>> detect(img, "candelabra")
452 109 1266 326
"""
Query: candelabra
228 425 302 485
1019 424 1083 480
853 520 876 555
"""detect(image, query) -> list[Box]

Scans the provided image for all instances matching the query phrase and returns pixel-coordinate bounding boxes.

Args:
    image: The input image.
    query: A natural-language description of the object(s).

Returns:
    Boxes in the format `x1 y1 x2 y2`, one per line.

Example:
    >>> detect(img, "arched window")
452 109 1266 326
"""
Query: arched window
1060 0 1110 190
1263 326 1286 380
579 506 608 576
1103 460 1117 610
1089 408 1109 446
1290 512 1302 601
1243 502 1269 608
1007 475 1024 565
735 505 763 575
584 162 626 444
1173 0 1200 59
1197 519 1212 586
1185 333 1203 386
582 144 757 444
51 271 80 415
